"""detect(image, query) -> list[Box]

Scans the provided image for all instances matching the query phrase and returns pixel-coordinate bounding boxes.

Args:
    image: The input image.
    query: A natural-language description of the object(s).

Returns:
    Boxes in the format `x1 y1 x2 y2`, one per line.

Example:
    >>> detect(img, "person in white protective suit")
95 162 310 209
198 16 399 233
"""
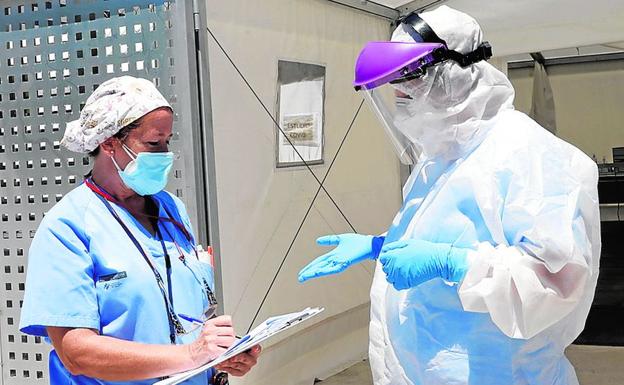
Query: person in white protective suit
298 5 600 385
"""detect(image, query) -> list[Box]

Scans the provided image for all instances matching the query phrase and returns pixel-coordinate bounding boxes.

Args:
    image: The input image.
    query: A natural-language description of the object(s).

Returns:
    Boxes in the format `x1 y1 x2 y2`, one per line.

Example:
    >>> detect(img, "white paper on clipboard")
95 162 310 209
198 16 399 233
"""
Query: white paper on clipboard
155 307 325 385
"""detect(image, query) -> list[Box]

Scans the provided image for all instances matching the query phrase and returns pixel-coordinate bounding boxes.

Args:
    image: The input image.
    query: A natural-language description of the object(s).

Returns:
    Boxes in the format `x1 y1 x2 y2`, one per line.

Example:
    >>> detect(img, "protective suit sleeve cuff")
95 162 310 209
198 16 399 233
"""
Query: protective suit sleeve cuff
371 236 386 259
447 246 469 283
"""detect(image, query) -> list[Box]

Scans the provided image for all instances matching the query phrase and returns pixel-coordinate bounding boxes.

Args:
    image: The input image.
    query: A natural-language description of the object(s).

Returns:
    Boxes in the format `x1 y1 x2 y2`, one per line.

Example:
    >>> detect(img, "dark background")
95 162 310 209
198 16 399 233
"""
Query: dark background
575 170 624 346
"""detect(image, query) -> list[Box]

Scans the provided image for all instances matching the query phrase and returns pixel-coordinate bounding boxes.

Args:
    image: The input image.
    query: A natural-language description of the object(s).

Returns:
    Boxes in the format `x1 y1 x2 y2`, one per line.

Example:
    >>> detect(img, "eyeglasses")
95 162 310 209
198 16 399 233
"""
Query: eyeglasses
178 291 219 335
159 222 219 336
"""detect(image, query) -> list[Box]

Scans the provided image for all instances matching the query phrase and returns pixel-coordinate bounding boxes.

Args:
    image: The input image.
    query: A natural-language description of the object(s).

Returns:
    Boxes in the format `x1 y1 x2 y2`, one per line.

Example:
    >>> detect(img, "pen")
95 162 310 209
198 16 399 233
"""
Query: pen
178 313 243 339
237 334 251 345
228 334 251 351
178 313 204 326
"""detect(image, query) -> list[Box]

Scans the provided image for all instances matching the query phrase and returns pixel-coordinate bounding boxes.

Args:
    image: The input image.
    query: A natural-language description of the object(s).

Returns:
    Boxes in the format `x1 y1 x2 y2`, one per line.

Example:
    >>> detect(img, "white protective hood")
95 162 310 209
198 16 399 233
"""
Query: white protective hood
390 5 515 161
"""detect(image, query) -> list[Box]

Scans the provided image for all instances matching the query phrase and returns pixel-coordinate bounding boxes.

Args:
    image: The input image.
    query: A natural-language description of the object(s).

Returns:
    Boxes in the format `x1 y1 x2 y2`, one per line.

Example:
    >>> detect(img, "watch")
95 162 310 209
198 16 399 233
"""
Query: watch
213 372 229 385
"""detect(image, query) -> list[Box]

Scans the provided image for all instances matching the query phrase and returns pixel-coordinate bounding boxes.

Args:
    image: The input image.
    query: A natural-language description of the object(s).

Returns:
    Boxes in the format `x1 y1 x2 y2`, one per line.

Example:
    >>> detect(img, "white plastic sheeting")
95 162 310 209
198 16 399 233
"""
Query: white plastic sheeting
363 0 624 56
205 0 402 383
530 62 557 135
412 0 624 56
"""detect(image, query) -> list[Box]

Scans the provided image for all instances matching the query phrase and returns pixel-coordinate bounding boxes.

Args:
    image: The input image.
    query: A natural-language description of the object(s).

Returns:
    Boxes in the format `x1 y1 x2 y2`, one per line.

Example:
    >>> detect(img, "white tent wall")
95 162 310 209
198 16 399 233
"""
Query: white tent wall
509 60 624 162
204 1 401 384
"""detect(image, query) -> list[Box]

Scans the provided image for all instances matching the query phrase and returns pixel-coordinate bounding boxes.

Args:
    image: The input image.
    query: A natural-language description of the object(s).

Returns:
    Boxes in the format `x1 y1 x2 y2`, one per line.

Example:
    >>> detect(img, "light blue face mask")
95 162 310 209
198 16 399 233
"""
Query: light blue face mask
111 143 174 196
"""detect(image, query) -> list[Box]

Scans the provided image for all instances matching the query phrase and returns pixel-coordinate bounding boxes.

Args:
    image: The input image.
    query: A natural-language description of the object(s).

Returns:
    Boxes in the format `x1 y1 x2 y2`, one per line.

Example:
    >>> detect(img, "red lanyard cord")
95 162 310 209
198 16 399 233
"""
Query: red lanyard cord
84 178 195 247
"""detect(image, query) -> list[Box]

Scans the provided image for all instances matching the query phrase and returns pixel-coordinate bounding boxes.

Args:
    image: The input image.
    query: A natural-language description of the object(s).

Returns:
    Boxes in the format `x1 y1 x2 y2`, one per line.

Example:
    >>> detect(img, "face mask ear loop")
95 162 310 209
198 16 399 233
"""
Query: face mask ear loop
110 152 124 172
122 143 138 160
111 141 136 173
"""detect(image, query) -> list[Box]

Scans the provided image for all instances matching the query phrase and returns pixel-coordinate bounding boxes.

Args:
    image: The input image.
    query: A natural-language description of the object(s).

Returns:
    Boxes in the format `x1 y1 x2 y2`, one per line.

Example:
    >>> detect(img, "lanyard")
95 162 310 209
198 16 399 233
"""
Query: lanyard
159 223 218 307
85 178 197 250
158 204 200 263
85 179 185 344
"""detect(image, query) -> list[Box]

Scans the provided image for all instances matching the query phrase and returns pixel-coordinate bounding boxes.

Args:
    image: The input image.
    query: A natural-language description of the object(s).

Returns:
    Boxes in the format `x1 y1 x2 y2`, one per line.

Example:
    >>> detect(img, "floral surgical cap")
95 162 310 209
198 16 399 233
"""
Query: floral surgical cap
61 76 172 153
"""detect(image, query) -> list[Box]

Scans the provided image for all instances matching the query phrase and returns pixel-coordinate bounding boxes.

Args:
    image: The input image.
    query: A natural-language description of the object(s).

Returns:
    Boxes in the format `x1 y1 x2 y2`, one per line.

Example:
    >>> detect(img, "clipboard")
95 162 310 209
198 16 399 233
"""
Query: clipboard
155 307 324 385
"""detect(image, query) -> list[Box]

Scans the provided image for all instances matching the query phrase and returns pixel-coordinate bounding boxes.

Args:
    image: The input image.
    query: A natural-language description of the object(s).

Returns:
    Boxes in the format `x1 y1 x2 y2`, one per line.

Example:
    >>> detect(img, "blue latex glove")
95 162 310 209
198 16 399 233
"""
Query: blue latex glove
379 239 469 290
298 234 385 283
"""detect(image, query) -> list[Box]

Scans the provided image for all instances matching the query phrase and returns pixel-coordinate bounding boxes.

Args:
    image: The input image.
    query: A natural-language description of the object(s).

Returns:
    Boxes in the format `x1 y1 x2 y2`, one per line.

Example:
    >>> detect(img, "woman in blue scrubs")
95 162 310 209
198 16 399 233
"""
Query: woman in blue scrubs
19 76 259 384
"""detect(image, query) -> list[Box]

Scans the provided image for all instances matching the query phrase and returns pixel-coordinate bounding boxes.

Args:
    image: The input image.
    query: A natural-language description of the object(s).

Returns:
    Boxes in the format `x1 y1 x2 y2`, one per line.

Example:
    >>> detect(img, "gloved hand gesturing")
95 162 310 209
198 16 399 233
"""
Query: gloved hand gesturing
379 239 469 290
298 233 385 283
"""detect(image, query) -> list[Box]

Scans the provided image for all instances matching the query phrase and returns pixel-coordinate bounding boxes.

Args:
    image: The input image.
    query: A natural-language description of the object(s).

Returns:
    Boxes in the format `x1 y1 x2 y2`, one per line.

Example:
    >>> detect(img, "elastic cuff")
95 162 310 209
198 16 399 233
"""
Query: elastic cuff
446 245 469 283
371 236 386 259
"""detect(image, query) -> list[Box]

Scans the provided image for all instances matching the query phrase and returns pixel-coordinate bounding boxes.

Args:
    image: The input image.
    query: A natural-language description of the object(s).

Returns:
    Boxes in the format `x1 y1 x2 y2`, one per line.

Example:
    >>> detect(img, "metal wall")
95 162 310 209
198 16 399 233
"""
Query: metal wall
0 1 206 383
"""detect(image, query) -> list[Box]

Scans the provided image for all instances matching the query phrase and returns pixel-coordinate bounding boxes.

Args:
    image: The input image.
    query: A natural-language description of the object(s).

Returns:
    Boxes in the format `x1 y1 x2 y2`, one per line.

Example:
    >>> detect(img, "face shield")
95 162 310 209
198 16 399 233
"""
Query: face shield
353 13 492 164
365 89 420 165
355 42 446 165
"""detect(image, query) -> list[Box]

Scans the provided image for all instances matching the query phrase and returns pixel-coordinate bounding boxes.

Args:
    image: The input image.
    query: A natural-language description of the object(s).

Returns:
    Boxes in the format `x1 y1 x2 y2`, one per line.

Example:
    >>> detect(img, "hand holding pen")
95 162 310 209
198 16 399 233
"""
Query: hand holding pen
179 313 261 376
179 313 244 340
186 315 236 367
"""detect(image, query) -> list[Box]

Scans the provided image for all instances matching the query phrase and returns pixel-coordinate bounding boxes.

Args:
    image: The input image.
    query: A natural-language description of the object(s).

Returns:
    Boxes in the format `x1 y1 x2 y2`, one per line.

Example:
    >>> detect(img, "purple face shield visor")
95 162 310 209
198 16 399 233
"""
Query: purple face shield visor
353 41 445 91
354 11 492 91
353 40 492 91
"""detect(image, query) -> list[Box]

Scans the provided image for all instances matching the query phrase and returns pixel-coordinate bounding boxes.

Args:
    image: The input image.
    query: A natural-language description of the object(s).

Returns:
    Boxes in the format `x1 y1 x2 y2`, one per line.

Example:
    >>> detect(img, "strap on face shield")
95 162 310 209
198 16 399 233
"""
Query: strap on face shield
443 43 493 67
399 12 448 46
391 12 493 83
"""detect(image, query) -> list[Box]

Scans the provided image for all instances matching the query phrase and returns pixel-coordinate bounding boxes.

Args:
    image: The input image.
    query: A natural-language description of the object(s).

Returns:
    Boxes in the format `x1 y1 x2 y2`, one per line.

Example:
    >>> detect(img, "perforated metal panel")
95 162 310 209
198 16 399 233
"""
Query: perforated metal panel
0 1 206 383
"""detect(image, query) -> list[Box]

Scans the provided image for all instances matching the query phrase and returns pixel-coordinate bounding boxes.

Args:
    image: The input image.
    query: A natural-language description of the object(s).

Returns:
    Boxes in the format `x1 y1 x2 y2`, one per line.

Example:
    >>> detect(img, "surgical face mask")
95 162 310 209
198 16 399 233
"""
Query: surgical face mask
394 95 416 129
111 143 174 196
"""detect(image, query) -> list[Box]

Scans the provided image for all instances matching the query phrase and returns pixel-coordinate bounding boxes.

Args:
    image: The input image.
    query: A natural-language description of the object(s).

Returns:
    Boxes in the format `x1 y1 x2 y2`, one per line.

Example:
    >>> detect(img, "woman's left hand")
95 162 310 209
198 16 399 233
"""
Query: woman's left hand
214 345 262 377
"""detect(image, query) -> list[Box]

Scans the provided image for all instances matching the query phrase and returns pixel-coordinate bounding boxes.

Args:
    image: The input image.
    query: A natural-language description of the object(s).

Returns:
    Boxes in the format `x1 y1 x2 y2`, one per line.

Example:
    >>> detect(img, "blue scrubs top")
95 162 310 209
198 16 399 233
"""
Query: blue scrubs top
20 183 216 384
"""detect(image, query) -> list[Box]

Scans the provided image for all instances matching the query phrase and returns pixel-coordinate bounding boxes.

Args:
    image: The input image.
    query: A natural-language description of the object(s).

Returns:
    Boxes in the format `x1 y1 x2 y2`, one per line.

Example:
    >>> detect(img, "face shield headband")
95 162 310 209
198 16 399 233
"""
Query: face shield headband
353 13 492 91
352 13 493 165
